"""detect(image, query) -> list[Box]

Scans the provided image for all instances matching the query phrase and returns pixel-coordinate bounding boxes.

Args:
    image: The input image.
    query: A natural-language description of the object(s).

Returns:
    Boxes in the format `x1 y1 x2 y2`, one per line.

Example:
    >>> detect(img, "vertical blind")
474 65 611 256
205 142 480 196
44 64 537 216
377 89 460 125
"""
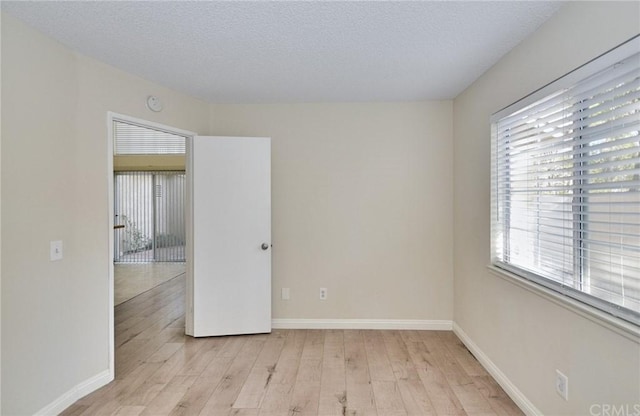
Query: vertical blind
114 171 186 263
491 41 640 324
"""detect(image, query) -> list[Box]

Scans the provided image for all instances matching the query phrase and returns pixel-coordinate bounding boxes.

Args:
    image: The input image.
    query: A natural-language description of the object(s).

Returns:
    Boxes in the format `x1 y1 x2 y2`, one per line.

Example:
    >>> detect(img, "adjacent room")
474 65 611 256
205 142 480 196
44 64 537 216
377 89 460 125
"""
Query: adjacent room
1 2 638 416
112 120 188 306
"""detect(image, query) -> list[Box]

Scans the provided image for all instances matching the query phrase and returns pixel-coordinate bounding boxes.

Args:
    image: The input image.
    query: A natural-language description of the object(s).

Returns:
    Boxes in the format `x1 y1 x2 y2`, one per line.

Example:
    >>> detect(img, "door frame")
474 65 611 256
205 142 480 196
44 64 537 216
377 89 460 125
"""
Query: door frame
106 112 196 378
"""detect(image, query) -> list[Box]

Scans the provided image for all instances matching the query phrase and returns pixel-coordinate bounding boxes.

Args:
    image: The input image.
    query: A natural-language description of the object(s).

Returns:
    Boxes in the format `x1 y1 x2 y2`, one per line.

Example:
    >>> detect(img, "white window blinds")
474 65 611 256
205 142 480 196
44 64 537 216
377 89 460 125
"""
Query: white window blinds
114 120 186 155
491 38 640 324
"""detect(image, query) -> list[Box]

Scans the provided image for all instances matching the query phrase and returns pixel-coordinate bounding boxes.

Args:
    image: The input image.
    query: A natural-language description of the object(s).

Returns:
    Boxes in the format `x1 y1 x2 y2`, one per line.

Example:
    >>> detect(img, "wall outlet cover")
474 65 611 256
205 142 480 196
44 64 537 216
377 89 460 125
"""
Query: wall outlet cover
50 240 63 261
556 369 568 401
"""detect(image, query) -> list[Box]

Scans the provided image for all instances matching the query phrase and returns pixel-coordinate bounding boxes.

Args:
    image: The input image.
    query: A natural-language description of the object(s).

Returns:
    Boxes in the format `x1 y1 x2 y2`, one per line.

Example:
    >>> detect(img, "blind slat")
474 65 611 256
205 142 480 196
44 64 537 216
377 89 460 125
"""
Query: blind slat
114 121 186 155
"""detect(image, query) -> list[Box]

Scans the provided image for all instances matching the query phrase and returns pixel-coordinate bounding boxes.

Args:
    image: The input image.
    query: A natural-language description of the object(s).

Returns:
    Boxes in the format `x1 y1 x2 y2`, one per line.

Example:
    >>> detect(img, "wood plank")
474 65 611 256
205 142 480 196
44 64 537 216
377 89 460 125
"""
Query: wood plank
233 333 287 408
441 334 489 378
287 330 324 415
382 331 435 416
59 404 91 416
401 332 466 416
141 375 198 416
472 376 524 416
344 330 377 415
198 338 266 414
420 332 473 387
257 410 290 416
259 330 307 413
116 325 184 379
169 356 235 416
75 362 165 415
318 330 346 416
449 383 495 416
371 381 407 416
177 336 229 376
110 406 146 416
224 410 259 416
364 331 406 416
123 337 205 407
395 378 437 416
301 329 325 360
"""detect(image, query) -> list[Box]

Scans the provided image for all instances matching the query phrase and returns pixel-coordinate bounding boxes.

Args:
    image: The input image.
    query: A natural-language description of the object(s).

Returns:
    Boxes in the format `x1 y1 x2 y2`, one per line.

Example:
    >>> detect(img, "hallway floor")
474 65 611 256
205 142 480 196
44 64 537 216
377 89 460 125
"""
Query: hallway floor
114 262 186 305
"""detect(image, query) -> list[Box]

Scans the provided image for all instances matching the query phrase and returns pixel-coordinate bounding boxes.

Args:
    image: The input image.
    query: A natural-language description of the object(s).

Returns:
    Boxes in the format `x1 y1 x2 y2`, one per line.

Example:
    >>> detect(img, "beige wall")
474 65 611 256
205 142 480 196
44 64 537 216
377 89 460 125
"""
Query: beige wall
210 102 454 321
453 2 640 414
1 13 209 415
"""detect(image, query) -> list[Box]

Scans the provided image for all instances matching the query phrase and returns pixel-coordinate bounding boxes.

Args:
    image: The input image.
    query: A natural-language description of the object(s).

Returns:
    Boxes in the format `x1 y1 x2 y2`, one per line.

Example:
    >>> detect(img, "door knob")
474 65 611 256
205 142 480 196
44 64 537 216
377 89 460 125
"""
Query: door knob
261 243 270 250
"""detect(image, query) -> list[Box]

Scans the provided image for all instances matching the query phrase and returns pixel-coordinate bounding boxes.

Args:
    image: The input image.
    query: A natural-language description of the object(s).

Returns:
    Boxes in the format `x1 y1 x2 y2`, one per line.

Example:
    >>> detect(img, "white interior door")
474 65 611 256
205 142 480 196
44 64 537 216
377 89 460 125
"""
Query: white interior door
186 136 271 337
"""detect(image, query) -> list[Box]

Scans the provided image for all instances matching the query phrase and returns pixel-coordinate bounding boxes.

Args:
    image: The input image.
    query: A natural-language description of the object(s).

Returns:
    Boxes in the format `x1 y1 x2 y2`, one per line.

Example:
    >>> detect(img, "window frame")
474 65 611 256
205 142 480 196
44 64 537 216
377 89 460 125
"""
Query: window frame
490 35 640 327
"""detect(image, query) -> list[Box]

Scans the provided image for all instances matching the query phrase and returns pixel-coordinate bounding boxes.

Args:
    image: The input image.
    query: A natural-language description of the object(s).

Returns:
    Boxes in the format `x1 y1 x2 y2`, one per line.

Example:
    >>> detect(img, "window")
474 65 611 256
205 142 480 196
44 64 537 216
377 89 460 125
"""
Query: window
491 37 640 325
114 120 186 155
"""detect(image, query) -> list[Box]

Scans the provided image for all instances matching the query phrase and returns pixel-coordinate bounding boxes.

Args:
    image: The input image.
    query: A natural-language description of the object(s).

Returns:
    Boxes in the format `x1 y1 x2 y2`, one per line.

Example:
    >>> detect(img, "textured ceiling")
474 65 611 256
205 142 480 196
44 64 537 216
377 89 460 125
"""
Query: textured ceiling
1 1 563 103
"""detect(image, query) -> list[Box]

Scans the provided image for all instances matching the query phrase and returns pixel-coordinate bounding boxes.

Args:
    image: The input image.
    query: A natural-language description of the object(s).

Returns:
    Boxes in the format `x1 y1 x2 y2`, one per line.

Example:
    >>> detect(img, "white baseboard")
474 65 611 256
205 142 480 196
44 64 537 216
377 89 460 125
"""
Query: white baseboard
452 323 541 416
272 318 452 330
34 369 112 416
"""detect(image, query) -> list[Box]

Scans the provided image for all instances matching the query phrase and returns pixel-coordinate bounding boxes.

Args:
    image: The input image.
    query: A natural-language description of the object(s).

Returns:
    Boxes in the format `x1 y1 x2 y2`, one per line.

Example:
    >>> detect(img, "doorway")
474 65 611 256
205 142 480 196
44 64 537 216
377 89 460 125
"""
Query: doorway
107 112 196 376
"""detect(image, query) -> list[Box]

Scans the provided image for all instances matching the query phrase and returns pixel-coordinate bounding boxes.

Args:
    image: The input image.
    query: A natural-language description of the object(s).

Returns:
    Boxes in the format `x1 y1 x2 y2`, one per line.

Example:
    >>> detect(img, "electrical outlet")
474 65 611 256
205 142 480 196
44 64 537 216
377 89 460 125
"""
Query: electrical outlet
281 288 290 300
556 370 568 401
319 288 327 300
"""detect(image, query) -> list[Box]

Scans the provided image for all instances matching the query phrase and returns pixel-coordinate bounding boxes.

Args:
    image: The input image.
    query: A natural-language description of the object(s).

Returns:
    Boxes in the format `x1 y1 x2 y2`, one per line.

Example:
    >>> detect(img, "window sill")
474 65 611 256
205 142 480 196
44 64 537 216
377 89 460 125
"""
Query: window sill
486 264 640 343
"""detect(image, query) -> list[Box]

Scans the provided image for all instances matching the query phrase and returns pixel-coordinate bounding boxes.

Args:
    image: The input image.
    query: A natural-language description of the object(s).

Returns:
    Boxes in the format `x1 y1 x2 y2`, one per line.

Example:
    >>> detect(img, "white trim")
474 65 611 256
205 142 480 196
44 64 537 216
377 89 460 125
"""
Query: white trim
34 370 112 416
185 136 194 336
452 323 541 416
106 112 197 384
106 115 115 381
487 265 640 343
109 112 197 138
271 318 452 330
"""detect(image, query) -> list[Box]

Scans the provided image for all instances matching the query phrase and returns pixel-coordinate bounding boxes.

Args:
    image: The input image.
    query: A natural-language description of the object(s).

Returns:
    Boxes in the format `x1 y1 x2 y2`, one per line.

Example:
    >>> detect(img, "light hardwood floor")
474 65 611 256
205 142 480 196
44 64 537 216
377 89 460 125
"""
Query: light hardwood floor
62 275 523 416
114 263 186 305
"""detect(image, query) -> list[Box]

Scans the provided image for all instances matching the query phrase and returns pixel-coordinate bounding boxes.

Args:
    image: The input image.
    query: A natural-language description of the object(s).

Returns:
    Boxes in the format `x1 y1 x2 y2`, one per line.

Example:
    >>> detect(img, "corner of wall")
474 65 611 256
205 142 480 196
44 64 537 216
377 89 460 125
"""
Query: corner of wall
452 323 542 416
